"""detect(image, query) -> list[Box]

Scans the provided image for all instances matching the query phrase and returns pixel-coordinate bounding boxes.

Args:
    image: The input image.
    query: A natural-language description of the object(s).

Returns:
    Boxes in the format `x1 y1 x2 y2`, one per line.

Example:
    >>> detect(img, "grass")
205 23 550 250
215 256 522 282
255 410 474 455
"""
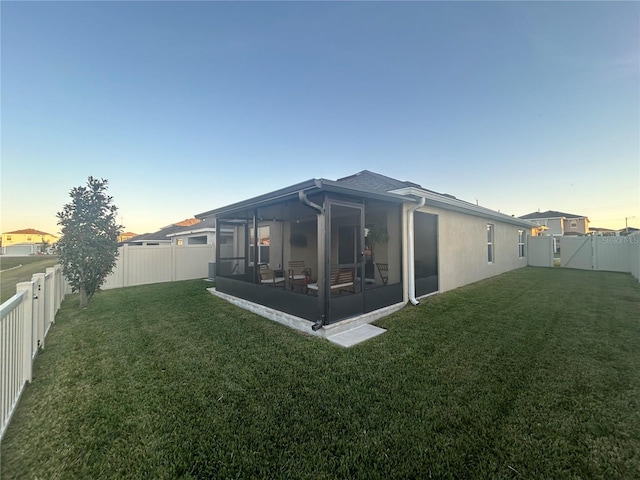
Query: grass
1 267 639 479
0 255 59 303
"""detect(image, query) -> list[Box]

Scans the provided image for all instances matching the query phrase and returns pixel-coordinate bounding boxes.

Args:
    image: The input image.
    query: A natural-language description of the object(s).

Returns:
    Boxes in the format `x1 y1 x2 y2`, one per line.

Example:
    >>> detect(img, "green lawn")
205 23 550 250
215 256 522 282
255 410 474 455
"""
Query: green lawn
0 255 59 303
2 268 639 479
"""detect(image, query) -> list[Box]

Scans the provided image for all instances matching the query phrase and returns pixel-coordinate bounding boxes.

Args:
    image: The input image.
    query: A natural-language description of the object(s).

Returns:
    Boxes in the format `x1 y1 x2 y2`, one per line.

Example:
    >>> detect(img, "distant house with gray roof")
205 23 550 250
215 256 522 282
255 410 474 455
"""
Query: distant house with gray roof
519 210 589 236
121 217 225 247
122 219 201 246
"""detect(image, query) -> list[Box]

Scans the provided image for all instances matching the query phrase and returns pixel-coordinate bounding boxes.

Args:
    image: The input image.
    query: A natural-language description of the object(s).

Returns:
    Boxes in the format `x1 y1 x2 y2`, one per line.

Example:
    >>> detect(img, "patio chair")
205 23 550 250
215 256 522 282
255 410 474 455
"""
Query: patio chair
376 263 389 286
307 268 355 295
288 260 311 293
258 263 285 288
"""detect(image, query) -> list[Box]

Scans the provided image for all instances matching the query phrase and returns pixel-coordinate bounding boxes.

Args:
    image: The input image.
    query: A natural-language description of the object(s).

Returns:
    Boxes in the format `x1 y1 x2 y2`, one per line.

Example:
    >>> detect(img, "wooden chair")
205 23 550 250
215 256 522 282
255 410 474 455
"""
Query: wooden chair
288 260 311 293
307 268 355 295
332 268 355 293
376 263 389 286
258 263 285 288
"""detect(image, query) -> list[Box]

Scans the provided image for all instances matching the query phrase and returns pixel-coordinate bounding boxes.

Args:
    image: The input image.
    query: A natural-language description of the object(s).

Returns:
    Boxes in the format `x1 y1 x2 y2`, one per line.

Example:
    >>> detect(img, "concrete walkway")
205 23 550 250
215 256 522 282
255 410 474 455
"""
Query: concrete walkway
327 324 386 347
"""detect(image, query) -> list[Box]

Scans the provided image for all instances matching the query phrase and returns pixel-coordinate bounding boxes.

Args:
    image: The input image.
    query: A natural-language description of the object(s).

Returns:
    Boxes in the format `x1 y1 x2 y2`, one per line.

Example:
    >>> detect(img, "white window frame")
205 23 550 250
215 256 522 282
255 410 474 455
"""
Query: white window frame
487 224 495 264
518 229 525 258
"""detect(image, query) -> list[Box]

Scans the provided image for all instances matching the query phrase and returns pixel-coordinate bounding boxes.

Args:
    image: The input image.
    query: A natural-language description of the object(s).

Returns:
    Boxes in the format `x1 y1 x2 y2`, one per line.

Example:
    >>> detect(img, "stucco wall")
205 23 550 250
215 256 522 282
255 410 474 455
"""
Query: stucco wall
409 204 528 293
2 233 58 247
285 220 318 281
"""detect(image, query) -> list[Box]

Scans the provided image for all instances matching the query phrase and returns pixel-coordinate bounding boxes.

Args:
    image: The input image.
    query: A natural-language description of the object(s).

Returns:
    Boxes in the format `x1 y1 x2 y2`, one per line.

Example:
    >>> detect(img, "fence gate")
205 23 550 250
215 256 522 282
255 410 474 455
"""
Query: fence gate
561 235 638 273
561 236 593 270
527 236 554 267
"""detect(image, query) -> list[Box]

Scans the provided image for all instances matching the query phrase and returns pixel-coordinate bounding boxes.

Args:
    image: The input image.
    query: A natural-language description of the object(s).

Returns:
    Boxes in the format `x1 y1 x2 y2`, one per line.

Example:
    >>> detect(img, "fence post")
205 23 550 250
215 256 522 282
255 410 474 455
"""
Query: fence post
171 244 177 282
53 265 62 312
122 244 128 288
15 283 33 382
46 268 56 324
32 273 46 350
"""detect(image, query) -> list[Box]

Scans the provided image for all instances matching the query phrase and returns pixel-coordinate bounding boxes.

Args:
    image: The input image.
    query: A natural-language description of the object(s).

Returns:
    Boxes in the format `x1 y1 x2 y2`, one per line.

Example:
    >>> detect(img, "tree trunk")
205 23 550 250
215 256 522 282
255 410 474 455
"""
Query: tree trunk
79 287 88 309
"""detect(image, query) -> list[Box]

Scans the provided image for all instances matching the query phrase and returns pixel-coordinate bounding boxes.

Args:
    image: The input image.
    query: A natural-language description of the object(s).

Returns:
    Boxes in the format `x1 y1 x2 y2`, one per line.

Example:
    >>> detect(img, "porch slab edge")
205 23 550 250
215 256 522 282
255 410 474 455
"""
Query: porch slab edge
207 287 405 338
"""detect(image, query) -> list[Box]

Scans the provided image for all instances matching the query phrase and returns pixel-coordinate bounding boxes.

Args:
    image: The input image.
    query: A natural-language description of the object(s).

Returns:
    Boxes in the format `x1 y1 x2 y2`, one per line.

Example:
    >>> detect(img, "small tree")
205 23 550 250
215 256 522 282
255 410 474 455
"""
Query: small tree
57 177 122 308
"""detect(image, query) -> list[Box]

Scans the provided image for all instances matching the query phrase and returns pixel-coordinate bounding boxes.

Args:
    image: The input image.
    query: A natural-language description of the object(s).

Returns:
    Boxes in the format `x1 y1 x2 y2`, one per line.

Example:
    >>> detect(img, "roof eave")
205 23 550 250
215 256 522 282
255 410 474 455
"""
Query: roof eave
196 179 321 219
391 187 535 228
166 227 216 237
196 178 411 220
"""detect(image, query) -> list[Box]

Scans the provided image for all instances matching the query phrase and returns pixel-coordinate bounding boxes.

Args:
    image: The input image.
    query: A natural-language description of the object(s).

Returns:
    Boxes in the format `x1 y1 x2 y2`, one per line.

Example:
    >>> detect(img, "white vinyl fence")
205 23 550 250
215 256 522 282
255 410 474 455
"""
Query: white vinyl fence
1 246 213 439
1 264 66 441
527 236 554 267
101 244 215 290
528 234 639 282
561 235 640 278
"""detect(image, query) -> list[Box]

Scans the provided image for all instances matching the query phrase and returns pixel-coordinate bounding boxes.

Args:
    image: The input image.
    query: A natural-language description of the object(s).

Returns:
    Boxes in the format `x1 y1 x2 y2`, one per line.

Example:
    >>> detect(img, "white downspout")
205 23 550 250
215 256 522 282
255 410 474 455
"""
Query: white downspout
407 197 426 305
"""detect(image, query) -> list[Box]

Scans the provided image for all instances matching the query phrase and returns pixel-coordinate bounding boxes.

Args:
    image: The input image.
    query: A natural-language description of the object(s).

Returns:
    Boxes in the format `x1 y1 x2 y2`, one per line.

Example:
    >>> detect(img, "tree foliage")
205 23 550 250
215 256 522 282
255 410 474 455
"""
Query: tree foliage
56 177 122 308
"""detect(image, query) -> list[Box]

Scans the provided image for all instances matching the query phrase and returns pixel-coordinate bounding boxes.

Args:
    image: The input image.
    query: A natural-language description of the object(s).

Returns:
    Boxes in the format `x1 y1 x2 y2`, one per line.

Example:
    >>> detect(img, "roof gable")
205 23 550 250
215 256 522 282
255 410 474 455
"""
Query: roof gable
519 210 587 220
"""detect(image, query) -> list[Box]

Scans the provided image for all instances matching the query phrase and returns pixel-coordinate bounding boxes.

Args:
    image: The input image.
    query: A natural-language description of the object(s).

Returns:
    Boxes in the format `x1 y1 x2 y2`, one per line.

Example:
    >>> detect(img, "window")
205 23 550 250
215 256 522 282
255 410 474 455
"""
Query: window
177 238 183 246
6 235 11 241
570 220 577 229
518 229 525 258
27 236 32 241
250 226 270 265
487 224 494 263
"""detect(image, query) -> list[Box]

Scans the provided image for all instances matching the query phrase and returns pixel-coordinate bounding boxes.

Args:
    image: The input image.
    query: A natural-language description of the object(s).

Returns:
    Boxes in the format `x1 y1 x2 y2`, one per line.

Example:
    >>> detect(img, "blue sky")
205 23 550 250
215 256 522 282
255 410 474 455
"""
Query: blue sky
2 1 638 235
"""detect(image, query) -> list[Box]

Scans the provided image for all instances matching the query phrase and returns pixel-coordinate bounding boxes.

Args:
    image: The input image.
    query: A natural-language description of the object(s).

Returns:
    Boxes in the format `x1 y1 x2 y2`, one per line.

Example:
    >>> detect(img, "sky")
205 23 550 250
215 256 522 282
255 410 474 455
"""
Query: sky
1 1 638 236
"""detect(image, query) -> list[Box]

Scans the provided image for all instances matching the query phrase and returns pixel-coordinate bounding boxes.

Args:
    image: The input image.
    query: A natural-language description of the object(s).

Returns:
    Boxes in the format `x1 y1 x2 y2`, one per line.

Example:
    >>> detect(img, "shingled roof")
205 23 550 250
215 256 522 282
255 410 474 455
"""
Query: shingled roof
336 170 422 193
3 228 54 236
519 210 587 220
124 219 202 243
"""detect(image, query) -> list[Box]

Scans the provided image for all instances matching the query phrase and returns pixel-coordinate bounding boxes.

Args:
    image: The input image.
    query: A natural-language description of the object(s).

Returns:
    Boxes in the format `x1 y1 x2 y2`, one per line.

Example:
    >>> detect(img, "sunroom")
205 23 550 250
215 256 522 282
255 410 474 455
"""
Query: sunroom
197 177 429 331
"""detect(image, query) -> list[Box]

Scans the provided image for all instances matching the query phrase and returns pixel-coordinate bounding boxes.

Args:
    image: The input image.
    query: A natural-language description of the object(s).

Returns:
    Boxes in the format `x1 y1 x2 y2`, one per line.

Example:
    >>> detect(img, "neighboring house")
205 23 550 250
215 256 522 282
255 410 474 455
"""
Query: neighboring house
117 232 138 243
122 223 187 246
166 217 216 246
122 218 221 246
196 170 533 335
589 227 618 236
519 210 589 236
1 228 58 254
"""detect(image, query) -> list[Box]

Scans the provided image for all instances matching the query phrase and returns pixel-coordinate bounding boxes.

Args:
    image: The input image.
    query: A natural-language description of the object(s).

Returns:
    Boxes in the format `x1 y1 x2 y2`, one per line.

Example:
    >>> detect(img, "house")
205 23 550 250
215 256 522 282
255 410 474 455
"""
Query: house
196 170 533 336
589 227 618 236
117 232 138 243
620 227 639 236
519 210 589 236
121 218 230 250
1 228 58 254
166 217 216 246
122 219 201 246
